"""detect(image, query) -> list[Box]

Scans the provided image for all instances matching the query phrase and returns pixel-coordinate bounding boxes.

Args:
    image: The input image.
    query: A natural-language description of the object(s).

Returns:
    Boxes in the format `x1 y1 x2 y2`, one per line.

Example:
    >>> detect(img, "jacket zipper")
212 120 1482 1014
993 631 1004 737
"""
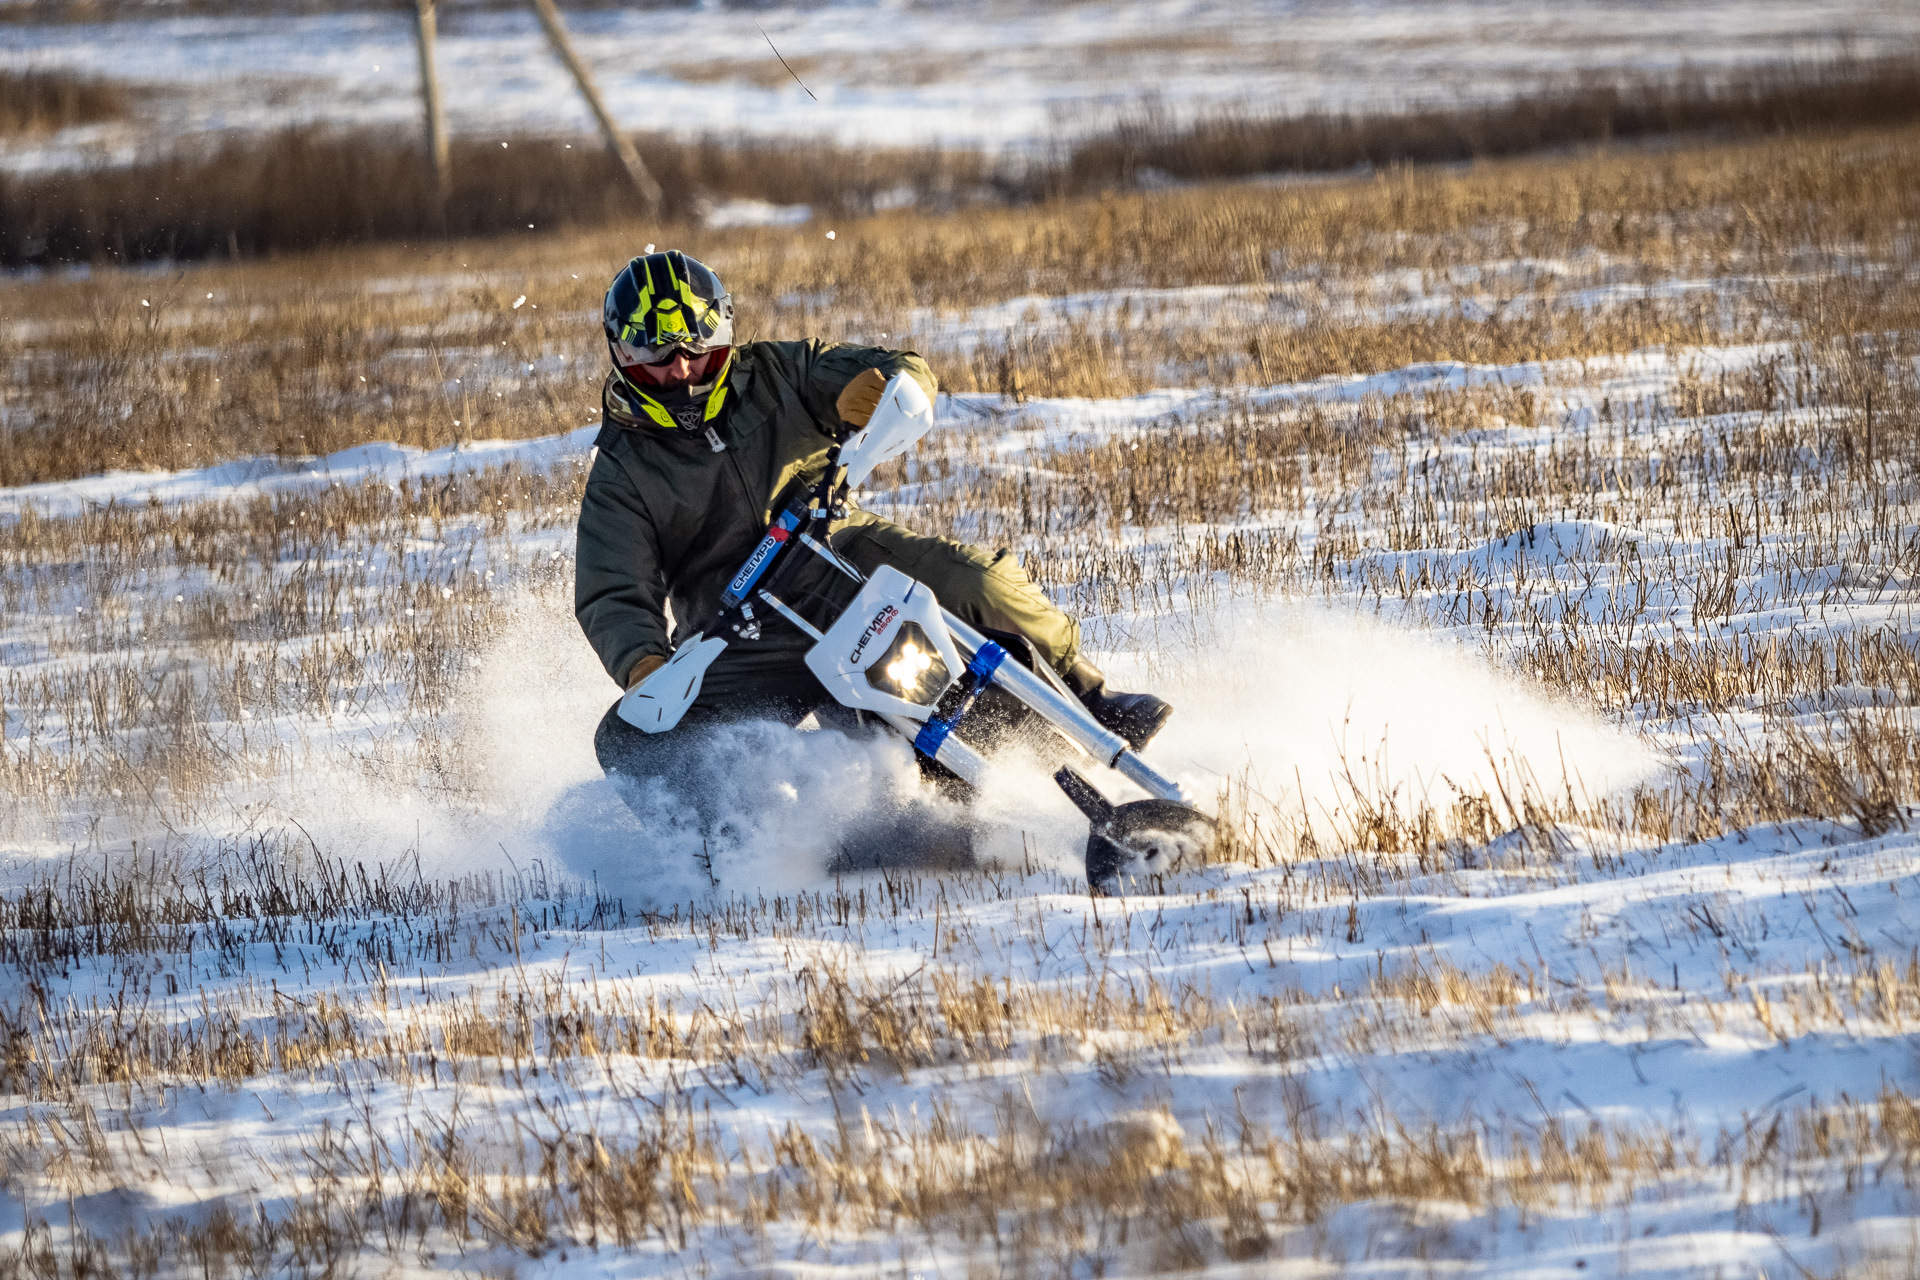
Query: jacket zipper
721 437 760 527
715 373 768 527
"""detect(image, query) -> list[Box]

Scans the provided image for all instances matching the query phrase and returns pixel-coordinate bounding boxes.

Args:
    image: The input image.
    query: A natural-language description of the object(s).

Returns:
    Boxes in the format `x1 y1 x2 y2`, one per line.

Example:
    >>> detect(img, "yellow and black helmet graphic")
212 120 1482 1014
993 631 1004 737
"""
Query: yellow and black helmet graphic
603 250 734 369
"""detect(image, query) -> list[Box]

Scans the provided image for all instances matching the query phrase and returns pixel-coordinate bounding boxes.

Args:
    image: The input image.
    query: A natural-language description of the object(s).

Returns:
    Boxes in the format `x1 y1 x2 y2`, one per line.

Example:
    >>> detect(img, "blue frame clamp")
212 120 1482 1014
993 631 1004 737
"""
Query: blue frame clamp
914 642 1007 759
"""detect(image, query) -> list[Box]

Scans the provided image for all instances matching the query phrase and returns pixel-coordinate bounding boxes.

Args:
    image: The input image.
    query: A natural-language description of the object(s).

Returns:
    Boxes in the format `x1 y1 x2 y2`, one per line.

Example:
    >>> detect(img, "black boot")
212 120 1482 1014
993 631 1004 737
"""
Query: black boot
1061 658 1173 751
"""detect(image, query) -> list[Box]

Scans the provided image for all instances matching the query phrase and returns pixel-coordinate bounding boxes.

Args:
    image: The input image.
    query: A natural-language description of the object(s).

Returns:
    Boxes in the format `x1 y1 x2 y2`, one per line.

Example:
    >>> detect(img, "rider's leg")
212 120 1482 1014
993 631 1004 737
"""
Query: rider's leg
832 517 1079 666
831 517 1173 749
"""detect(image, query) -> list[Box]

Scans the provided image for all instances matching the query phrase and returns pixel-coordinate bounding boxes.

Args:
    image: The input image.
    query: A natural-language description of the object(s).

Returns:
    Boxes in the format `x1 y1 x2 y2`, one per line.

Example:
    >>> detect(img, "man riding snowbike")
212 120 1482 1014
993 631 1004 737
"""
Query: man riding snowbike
575 250 1171 811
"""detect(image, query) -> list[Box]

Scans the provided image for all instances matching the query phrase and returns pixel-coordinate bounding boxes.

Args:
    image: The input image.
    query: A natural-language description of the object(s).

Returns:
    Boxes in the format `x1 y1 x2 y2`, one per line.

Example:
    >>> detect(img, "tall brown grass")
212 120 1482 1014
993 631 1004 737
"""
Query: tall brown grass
0 127 994 266
1060 56 1920 191
3 122 1913 486
0 68 127 136
2 0 643 21
5 56 1918 266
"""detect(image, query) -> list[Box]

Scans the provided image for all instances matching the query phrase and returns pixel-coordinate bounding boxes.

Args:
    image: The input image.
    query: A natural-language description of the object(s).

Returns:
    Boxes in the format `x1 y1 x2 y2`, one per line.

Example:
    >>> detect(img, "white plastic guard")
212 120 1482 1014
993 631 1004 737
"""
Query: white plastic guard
616 634 728 733
839 373 935 490
804 564 963 721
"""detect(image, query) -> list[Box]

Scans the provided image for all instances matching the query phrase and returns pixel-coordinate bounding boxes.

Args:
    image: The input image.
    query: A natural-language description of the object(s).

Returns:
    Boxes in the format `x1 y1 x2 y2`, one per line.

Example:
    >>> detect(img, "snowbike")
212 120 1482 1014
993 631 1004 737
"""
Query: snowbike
616 374 1212 891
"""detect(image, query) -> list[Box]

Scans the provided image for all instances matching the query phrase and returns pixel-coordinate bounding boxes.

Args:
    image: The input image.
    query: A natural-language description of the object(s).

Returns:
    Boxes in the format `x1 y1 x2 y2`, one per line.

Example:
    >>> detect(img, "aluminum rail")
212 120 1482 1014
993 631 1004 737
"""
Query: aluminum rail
881 714 990 785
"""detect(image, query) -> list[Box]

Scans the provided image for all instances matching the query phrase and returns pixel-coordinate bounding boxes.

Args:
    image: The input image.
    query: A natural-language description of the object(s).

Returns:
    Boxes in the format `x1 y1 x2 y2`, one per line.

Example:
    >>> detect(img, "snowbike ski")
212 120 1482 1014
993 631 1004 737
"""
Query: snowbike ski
616 373 1211 892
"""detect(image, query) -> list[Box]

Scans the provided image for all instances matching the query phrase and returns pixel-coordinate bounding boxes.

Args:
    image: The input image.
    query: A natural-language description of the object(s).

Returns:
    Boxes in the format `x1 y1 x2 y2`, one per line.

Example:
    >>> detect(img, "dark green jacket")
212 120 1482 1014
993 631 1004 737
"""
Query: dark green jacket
575 339 936 692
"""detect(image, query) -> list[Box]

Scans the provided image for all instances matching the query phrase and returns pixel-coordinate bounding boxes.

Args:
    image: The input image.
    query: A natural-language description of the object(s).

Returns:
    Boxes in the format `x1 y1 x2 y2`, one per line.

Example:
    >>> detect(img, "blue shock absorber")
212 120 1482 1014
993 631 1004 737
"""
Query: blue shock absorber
914 642 1007 760
720 509 801 609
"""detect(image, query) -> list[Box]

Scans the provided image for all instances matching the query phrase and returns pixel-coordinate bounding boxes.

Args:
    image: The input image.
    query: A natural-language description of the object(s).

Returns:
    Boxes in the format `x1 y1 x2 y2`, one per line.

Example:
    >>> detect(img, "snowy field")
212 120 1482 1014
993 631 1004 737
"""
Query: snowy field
6 321 1920 1272
3 94 1920 1273
4 0 1919 173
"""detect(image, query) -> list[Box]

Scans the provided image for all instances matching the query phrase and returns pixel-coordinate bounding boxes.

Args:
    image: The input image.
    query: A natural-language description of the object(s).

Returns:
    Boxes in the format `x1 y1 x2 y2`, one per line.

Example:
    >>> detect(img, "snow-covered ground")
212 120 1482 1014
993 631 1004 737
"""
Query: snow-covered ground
4 0 1918 172
3 330 1919 1272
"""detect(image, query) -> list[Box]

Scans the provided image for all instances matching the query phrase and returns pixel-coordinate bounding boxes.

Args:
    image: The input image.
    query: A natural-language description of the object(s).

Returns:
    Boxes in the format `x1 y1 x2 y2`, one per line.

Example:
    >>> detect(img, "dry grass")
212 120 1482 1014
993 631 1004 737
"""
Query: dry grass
0 68 126 136
4 122 1915 485
7 57 1918 267
0 0 641 19
5 124 1916 854
0 463 582 822
0 125 995 265
667 48 957 91
4 122 1916 860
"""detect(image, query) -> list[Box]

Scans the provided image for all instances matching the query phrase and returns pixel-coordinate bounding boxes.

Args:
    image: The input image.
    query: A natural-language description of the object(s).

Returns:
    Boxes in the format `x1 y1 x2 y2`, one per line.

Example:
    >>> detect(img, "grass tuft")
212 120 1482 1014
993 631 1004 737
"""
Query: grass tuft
0 68 127 137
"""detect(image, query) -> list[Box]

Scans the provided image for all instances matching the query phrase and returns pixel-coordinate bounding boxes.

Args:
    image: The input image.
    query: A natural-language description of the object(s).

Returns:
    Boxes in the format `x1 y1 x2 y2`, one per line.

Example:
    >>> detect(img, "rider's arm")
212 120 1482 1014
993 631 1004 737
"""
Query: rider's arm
798 341 937 437
574 447 672 688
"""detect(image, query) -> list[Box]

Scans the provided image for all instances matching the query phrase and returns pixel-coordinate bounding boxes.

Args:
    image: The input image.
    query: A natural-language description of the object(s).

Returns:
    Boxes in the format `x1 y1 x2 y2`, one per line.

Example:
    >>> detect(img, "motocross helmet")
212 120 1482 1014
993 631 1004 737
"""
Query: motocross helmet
603 251 734 394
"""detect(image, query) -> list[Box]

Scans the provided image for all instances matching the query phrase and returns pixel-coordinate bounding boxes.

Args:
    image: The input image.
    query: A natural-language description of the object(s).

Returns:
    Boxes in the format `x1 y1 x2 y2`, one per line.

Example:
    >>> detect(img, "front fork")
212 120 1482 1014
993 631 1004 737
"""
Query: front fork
926 613 1195 806
757 534 1211 890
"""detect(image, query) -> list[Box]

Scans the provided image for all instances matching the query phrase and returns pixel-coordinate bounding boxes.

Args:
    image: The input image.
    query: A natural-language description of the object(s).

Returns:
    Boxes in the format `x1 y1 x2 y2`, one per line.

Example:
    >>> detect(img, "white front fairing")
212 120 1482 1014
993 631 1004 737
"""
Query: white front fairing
804 565 963 720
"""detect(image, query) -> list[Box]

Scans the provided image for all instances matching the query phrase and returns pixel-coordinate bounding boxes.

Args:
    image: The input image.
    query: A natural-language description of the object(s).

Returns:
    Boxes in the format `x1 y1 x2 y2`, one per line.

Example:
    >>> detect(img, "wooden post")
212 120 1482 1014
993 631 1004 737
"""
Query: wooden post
414 0 451 197
527 0 663 215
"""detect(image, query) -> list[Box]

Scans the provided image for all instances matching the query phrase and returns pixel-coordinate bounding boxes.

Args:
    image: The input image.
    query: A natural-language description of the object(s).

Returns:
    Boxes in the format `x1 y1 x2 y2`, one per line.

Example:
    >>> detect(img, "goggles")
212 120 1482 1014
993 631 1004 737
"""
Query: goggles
613 332 723 365
612 342 731 388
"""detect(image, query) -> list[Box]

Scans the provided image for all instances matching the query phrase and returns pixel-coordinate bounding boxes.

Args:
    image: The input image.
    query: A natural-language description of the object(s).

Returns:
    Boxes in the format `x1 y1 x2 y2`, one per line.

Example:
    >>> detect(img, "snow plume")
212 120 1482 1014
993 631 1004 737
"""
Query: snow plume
565 721 946 908
1102 598 1664 849
461 592 1662 902
457 596 969 911
5 588 1659 903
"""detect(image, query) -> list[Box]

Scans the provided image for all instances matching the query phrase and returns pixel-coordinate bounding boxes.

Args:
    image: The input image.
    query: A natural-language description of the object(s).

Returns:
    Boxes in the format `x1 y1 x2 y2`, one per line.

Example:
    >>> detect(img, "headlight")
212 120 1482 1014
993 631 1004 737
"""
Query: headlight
865 623 952 706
